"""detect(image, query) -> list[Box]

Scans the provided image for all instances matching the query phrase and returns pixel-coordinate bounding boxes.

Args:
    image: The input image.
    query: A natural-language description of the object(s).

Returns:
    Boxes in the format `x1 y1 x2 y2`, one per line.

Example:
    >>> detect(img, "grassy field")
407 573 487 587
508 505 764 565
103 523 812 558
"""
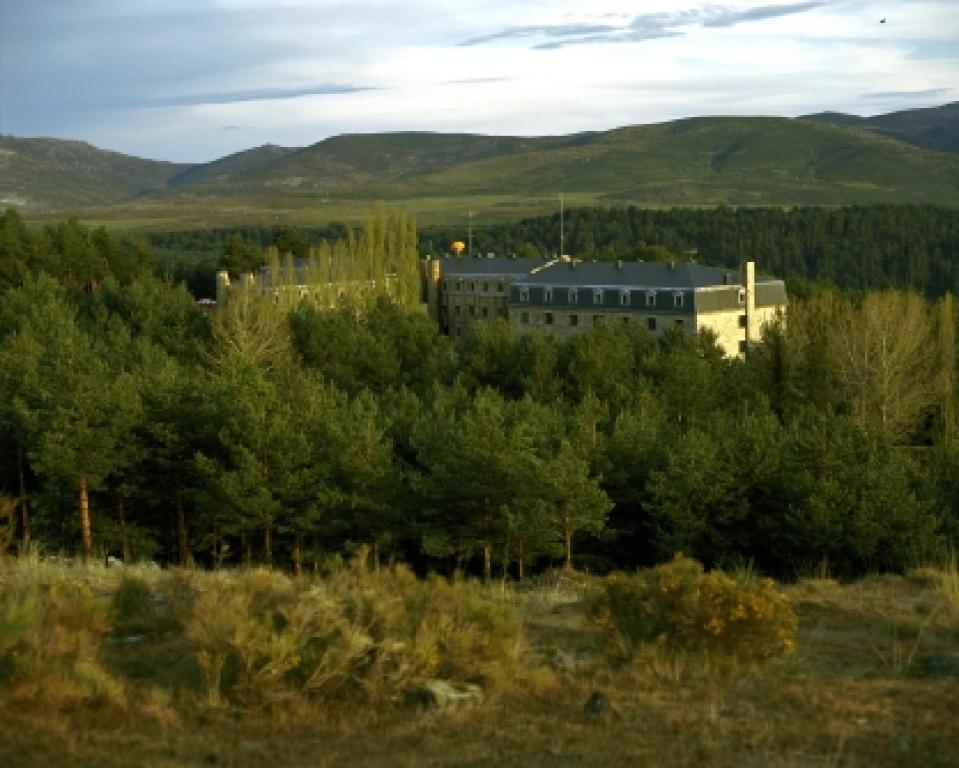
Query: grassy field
19 192 602 232
1 557 957 767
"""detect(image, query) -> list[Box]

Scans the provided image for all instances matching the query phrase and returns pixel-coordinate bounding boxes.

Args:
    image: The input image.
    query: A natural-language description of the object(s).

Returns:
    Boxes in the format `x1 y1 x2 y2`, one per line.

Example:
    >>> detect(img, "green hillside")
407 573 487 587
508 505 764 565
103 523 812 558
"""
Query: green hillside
802 102 959 154
166 143 297 188
340 117 959 207
176 132 588 195
0 136 189 209
6 110 959 225
158 117 959 208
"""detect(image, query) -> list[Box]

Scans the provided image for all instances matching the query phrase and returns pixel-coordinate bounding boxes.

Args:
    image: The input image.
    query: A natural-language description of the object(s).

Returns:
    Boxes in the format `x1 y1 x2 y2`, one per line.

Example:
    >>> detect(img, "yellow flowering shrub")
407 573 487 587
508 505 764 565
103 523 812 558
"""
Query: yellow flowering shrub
594 555 797 659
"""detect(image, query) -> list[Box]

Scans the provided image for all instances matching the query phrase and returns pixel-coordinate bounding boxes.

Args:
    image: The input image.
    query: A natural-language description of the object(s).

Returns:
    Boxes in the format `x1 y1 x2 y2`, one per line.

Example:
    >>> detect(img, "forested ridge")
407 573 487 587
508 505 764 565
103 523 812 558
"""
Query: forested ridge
2 207 959 579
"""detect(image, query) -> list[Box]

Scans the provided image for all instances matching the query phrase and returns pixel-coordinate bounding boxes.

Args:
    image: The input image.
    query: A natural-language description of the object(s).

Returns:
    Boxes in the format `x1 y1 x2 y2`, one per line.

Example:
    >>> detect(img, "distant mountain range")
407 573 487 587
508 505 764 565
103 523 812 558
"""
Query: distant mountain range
801 101 959 154
2 102 957 216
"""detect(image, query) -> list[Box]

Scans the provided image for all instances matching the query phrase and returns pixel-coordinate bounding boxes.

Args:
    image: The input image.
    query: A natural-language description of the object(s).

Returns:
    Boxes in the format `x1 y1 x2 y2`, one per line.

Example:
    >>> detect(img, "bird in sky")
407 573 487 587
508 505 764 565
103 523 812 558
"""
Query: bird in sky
880 18 886 23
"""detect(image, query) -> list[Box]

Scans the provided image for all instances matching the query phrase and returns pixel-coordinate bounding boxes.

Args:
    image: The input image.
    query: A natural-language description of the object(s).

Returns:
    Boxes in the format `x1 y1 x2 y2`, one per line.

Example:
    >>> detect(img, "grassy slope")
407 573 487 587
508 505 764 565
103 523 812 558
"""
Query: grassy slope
1 562 957 767
166 144 299 188
0 136 190 209
9 115 959 229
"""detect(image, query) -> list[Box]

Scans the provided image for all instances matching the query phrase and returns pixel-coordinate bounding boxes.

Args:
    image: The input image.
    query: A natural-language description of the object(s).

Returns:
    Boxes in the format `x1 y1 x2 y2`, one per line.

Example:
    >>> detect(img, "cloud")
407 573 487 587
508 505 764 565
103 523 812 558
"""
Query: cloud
460 23 617 47
860 87 953 100
148 83 375 108
702 1 828 28
440 77 512 85
461 2 829 50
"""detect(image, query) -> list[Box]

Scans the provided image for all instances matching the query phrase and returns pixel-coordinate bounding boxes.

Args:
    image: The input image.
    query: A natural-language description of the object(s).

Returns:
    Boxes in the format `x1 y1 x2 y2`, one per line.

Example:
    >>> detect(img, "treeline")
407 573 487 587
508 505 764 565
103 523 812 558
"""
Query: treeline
422 205 959 298
146 205 959 301
2 211 959 578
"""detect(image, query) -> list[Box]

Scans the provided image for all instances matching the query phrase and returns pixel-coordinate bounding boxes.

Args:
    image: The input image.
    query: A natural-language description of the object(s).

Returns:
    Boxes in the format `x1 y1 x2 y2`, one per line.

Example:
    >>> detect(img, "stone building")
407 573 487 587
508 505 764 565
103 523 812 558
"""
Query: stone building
424 255 558 337
508 258 786 357
216 257 401 309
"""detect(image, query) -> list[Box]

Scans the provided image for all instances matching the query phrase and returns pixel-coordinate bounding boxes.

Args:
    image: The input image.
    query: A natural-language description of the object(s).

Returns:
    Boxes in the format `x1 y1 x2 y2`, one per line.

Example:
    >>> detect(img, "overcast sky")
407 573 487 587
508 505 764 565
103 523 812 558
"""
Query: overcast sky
1 0 956 163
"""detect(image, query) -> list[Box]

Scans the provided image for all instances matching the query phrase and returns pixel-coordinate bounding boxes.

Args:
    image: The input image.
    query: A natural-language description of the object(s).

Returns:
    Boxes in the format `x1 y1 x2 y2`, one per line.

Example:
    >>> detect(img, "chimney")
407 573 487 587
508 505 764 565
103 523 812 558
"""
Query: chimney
215 270 231 306
743 260 756 346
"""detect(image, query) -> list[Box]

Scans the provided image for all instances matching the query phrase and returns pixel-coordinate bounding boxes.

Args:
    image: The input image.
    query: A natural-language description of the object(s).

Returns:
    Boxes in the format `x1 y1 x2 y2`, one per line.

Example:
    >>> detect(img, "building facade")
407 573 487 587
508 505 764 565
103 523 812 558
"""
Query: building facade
424 254 786 357
508 258 786 357
424 255 558 338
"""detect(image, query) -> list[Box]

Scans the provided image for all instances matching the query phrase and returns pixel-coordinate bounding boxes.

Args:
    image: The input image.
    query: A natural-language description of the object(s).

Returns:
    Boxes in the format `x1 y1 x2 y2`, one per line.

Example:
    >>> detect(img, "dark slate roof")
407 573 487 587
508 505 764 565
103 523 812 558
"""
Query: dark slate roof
756 282 787 307
437 255 549 276
515 259 780 290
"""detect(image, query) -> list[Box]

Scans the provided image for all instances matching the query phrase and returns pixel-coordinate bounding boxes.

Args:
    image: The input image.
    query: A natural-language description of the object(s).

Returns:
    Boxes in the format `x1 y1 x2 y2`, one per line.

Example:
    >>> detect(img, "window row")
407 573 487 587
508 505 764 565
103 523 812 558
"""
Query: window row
518 287 684 308
517 312 683 331
447 279 505 293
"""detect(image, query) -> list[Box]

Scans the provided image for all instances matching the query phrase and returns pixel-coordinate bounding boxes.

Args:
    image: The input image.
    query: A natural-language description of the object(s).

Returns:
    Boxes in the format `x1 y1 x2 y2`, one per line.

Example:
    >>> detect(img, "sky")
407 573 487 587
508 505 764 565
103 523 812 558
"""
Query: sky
0 0 956 163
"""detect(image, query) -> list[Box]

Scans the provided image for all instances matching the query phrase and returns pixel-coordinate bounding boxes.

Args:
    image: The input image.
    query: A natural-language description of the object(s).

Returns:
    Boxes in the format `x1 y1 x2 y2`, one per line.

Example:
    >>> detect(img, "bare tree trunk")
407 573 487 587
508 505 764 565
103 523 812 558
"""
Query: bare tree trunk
292 530 302 576
117 496 132 562
264 523 273 565
518 541 525 580
242 532 252 567
564 520 573 570
79 476 92 562
483 544 492 581
175 482 192 566
17 447 30 551
372 541 380 573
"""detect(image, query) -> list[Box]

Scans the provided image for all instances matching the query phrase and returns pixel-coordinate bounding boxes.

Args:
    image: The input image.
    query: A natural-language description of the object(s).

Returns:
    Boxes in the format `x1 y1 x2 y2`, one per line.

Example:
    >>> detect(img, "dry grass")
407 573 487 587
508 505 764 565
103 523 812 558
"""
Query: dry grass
1 558 958 767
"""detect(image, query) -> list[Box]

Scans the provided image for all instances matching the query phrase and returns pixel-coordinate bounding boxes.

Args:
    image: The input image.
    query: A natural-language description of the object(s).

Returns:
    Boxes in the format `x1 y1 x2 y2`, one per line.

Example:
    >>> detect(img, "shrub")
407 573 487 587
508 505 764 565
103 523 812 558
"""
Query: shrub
111 575 165 636
0 568 127 710
593 555 797 659
181 558 526 708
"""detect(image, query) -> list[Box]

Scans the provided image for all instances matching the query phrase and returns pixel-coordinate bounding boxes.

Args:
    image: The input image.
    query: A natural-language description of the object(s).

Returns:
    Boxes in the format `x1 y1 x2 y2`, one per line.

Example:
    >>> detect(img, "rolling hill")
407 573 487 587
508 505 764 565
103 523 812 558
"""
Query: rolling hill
0 136 189 209
801 102 959 154
4 105 959 223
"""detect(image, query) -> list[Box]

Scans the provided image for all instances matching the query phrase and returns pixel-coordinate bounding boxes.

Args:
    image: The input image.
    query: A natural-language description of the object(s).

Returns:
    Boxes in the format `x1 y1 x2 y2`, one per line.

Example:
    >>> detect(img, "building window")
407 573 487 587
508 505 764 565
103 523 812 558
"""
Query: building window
470 282 476 292
519 287 529 302
739 340 747 355
647 317 657 331
645 291 656 307
593 289 603 305
468 305 475 316
456 279 463 290
483 282 489 292
497 282 504 292
623 317 630 324
673 292 684 309
482 307 489 317
570 314 579 327
455 304 461 316
545 312 554 325
520 311 529 323
675 319 684 327
619 290 630 306
738 289 746 304
738 314 747 328
569 289 578 304
544 288 553 303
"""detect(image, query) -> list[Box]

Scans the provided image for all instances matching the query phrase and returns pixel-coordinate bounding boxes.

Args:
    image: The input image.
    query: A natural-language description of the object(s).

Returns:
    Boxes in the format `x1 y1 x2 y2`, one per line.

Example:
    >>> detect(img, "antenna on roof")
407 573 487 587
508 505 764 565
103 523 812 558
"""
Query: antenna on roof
559 193 564 257
468 211 474 257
